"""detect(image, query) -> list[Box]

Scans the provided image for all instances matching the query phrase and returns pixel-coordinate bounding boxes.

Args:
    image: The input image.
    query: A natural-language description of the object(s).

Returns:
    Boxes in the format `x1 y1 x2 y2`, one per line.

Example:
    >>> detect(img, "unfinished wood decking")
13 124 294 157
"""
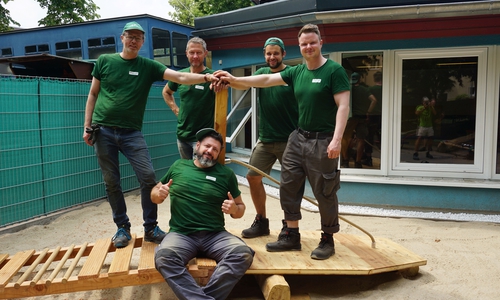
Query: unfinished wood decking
0 230 426 299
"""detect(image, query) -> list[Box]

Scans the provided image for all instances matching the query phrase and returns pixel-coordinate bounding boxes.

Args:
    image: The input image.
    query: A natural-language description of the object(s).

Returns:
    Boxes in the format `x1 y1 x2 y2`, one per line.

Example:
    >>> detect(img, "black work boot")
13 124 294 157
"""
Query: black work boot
241 214 270 238
276 219 288 240
310 232 335 260
266 228 301 252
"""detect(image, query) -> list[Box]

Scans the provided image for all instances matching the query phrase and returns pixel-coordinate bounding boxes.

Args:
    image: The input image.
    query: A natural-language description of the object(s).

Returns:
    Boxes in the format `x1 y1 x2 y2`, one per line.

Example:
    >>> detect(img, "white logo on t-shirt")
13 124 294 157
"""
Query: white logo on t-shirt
206 175 216 181
129 71 139 76
312 79 321 83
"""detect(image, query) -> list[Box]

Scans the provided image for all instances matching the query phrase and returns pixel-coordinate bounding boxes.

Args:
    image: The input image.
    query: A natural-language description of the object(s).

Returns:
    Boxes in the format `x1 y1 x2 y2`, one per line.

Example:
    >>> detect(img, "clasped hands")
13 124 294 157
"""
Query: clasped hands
209 70 234 92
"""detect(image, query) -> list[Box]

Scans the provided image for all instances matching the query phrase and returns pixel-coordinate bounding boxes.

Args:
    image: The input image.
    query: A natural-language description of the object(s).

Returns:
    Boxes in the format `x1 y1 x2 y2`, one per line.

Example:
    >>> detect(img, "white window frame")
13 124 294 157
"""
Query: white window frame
390 47 489 179
491 45 500 180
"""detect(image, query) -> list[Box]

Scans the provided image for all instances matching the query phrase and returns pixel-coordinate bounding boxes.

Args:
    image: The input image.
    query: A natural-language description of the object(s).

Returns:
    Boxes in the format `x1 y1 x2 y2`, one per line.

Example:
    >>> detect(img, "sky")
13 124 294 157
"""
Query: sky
5 0 174 29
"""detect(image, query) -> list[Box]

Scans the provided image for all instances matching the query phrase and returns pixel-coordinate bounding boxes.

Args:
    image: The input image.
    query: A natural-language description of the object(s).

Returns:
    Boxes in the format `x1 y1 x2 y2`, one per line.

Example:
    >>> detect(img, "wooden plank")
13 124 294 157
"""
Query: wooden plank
138 237 157 274
214 89 228 165
1 271 165 299
78 238 111 279
0 253 9 266
231 230 426 275
109 234 136 276
196 257 217 269
0 250 35 289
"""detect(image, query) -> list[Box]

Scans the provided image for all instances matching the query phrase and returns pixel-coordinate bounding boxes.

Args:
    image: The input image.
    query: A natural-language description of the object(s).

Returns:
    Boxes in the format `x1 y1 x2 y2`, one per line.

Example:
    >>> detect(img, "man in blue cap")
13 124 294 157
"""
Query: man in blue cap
83 21 220 248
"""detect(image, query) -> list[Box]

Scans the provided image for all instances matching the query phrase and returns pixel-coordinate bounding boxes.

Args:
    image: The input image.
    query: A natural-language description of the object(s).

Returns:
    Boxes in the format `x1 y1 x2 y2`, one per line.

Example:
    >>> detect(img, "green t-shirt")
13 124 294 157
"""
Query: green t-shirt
255 66 298 142
168 68 215 142
280 60 350 132
159 159 241 235
91 53 167 131
351 84 373 117
416 105 433 127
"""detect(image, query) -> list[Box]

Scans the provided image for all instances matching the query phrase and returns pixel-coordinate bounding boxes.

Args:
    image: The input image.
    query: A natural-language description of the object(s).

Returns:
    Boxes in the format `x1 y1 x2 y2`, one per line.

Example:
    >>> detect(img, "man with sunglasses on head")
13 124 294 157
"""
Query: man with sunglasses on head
83 21 219 249
215 24 350 260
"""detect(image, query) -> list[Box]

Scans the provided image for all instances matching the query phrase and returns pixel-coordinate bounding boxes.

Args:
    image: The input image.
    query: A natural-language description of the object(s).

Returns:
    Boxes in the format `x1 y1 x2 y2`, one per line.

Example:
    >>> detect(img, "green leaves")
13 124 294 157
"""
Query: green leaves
168 0 253 26
0 0 100 31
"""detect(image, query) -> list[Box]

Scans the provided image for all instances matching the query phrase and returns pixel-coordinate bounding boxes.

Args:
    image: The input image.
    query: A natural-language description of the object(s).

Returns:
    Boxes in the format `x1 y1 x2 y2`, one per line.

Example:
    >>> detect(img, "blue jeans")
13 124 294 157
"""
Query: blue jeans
177 139 196 159
155 231 254 300
93 126 158 231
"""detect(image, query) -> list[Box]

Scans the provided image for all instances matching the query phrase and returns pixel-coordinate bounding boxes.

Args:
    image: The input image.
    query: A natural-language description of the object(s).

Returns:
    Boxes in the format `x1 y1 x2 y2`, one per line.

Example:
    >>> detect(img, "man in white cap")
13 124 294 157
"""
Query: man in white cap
83 21 220 249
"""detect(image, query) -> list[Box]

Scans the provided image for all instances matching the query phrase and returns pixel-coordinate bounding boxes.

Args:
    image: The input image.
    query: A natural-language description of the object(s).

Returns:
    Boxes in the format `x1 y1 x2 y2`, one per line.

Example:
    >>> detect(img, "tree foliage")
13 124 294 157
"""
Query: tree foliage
0 0 100 32
0 0 19 31
169 0 253 26
168 0 200 26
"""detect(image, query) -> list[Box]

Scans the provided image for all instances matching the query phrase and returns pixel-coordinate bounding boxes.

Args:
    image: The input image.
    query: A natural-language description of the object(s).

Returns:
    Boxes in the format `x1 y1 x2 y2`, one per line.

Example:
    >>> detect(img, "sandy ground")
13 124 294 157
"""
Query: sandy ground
1 184 500 300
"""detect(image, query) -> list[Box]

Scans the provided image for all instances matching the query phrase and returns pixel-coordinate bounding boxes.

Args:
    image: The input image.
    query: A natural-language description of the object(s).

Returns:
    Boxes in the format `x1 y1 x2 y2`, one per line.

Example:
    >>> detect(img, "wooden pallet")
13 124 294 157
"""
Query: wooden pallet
0 230 426 299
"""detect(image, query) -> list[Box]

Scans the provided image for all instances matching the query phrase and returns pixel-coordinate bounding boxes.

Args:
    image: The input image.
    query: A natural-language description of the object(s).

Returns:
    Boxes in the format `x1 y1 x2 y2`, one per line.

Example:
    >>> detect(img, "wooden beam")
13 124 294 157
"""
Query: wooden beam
256 274 290 300
214 89 228 165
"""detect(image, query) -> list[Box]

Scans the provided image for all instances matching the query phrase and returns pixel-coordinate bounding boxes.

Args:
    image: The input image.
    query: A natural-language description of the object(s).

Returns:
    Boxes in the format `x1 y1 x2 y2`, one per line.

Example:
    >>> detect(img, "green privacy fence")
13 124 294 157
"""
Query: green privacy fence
0 76 179 227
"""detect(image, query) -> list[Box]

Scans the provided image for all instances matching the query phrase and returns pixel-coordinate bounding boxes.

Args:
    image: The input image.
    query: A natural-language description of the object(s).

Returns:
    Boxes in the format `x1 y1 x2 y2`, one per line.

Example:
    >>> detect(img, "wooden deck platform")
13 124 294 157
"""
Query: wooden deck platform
0 230 426 299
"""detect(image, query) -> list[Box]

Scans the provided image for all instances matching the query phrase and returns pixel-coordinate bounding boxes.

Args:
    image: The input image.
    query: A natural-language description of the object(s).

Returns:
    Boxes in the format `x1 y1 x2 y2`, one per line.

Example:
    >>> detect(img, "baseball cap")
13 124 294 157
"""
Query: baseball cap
264 37 285 51
195 128 224 145
122 21 145 33
351 72 360 84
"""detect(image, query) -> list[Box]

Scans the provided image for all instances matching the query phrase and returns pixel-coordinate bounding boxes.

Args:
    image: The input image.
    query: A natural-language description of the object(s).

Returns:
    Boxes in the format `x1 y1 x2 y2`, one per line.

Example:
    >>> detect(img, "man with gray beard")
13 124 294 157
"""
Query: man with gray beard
151 128 254 300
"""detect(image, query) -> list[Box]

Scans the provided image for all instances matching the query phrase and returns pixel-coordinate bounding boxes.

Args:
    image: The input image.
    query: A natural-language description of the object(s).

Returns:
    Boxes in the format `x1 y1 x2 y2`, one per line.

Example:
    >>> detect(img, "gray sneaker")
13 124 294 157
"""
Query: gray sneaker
310 233 335 260
242 214 270 238
112 227 131 249
266 229 301 252
144 226 166 244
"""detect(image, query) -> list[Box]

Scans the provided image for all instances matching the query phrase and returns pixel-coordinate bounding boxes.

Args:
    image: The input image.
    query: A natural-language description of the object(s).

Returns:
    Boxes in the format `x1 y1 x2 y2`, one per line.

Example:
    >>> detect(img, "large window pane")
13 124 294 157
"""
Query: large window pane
400 57 477 164
55 40 82 59
172 32 188 68
88 37 116 59
341 53 383 170
152 28 171 66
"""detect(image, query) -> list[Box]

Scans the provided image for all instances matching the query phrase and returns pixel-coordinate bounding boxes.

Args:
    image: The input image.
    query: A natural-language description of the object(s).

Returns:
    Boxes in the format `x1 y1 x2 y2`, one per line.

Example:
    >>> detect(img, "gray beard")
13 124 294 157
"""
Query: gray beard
195 153 217 168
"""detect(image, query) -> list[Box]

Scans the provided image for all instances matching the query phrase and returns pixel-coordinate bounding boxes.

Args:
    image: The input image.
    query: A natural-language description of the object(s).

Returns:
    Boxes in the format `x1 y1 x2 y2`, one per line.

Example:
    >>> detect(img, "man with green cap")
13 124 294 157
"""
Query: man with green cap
237 37 299 239
151 128 254 300
83 21 220 249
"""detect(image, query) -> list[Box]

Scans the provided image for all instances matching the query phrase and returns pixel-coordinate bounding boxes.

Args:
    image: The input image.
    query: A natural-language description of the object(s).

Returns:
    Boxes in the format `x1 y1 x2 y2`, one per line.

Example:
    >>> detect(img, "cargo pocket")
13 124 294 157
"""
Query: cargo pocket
322 169 340 198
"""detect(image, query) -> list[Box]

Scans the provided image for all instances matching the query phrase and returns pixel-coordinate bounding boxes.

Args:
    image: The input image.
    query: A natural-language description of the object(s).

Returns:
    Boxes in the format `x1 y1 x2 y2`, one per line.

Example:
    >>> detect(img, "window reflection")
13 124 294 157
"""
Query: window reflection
341 53 383 170
400 57 477 164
